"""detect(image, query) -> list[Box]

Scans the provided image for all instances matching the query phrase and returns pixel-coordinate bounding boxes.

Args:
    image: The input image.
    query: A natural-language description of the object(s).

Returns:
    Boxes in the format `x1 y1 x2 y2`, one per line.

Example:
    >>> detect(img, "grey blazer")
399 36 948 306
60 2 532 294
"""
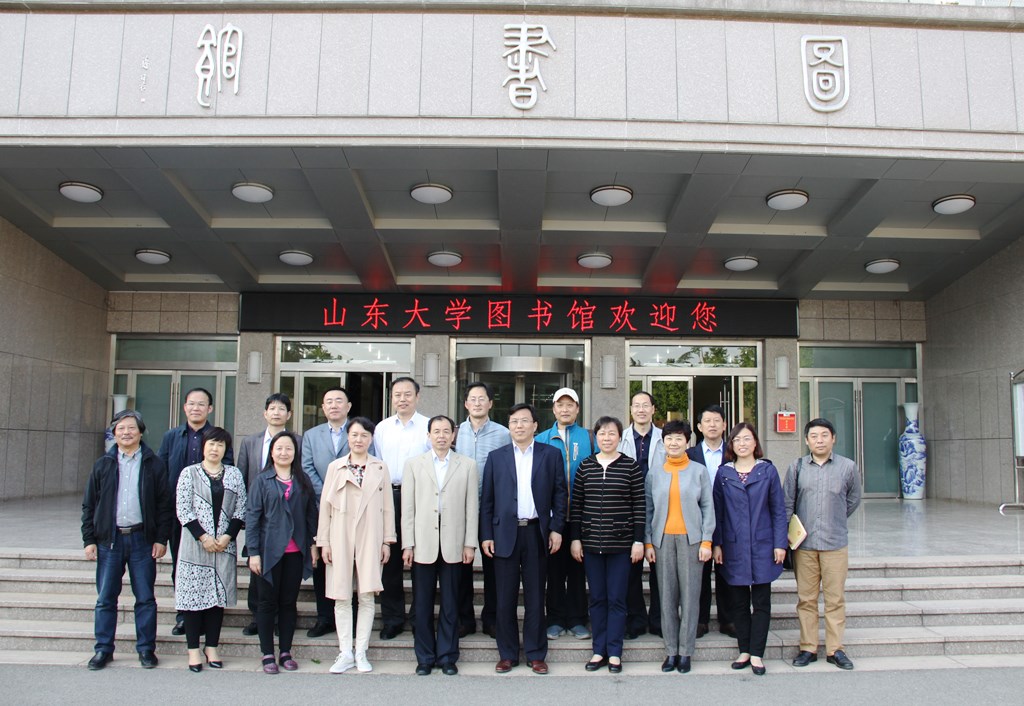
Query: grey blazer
237 430 303 491
645 447 715 547
301 421 375 498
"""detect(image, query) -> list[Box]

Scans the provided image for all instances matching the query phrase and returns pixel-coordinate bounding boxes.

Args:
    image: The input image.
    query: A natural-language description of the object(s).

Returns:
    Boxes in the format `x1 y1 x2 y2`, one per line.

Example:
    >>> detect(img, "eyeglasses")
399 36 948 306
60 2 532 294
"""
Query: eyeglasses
509 418 534 426
184 402 209 409
466 397 489 404
732 435 756 443
631 403 653 410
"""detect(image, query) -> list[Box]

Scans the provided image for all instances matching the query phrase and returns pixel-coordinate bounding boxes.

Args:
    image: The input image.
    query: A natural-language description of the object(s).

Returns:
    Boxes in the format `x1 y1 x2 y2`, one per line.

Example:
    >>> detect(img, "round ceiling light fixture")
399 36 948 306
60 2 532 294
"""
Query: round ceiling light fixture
577 251 613 269
59 181 104 203
865 258 900 275
765 189 809 211
279 250 313 267
589 185 633 207
724 256 759 272
427 250 462 267
232 182 275 203
135 249 171 265
931 194 975 215
410 183 453 205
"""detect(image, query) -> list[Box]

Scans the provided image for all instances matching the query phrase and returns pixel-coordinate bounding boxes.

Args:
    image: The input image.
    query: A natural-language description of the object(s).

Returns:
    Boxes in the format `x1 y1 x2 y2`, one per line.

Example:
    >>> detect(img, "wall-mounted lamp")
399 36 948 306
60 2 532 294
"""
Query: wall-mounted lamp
424 352 440 387
775 355 790 389
601 355 617 389
246 351 263 384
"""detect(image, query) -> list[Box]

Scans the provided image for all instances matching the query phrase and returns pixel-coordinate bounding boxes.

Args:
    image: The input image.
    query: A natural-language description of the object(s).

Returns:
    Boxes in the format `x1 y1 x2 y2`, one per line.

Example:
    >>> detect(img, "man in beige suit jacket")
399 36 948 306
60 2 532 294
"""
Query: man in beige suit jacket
402 415 479 676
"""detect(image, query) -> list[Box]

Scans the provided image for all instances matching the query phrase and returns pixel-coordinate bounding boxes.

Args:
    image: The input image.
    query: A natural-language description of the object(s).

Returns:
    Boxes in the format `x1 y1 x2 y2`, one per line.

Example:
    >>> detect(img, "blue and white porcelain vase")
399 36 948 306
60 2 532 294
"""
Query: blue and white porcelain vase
899 402 927 499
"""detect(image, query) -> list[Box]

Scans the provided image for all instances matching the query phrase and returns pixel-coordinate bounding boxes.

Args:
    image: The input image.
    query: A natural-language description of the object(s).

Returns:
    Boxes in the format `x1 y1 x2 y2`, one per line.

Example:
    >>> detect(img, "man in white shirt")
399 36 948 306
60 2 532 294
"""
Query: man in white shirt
686 404 734 638
375 376 431 639
235 392 294 635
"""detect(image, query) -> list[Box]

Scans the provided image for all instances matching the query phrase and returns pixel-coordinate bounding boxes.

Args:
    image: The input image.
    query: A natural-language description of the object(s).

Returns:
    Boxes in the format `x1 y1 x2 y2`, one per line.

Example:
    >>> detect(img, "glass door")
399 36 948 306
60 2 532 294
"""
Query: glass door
134 372 173 449
813 377 900 497
126 371 236 447
629 377 692 428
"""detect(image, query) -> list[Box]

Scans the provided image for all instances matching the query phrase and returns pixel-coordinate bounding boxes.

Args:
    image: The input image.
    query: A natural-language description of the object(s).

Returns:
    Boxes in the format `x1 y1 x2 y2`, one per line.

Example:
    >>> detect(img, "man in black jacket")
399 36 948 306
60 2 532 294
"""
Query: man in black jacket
81 410 173 671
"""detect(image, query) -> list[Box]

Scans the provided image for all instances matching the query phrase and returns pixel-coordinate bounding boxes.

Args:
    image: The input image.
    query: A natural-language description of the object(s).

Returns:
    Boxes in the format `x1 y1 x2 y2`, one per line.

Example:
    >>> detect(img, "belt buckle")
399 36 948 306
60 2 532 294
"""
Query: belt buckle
517 519 528 527
118 526 133 535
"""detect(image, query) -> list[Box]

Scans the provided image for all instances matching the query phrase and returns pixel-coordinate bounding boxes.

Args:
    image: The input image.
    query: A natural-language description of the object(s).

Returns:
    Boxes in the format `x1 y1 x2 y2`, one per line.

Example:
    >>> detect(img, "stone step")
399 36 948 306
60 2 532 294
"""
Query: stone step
1 617 1021 663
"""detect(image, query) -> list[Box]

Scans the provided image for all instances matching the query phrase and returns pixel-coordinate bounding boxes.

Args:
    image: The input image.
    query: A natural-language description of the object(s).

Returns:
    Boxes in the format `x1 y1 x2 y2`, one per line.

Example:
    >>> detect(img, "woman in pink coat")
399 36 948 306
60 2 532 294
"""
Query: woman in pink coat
317 417 396 674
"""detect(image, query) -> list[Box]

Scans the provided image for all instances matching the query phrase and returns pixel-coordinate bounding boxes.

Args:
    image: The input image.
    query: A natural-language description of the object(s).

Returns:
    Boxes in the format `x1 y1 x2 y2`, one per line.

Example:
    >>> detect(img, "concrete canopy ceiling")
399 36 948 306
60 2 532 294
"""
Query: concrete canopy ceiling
1 145 1019 300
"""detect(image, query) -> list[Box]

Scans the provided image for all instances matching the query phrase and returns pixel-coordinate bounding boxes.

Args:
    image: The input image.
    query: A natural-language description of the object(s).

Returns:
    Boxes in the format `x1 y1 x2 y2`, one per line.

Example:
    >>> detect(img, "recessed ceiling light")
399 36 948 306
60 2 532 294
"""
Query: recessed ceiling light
410 183 453 205
427 250 462 267
724 256 759 272
232 182 274 203
589 185 633 207
765 189 809 211
279 250 313 266
577 251 612 269
135 249 171 265
59 181 103 203
865 258 900 274
931 194 975 215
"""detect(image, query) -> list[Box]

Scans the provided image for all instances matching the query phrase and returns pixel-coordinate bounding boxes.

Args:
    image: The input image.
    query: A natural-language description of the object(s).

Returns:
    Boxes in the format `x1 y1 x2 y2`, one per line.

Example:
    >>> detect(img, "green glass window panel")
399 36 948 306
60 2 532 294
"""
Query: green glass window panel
113 374 128 395
742 380 758 428
862 382 900 494
135 374 172 448
799 346 916 369
905 382 918 404
629 345 757 368
223 375 236 441
181 374 218 409
116 339 237 364
279 376 297 432
281 341 411 368
800 381 810 430
818 381 857 461
650 380 690 427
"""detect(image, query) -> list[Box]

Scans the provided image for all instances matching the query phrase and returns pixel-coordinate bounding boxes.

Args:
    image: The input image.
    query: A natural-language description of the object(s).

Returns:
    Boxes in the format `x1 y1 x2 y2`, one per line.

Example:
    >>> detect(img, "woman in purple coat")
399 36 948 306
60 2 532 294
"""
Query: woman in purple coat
712 423 787 676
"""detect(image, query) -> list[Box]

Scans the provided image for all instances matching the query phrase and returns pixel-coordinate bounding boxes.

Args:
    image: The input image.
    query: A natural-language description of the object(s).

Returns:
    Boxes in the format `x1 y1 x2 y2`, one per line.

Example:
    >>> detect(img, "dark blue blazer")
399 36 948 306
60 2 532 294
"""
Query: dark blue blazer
712 460 787 587
158 421 234 499
480 442 567 559
246 469 318 585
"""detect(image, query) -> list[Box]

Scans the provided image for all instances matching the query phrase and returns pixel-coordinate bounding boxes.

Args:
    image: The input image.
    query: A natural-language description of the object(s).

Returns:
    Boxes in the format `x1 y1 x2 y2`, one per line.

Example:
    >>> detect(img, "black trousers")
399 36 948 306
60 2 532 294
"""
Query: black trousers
730 582 772 658
184 607 224 650
312 557 335 625
699 559 732 628
457 552 496 632
546 540 588 628
626 559 661 633
247 569 259 621
256 552 303 656
413 557 461 666
494 522 547 662
380 487 409 628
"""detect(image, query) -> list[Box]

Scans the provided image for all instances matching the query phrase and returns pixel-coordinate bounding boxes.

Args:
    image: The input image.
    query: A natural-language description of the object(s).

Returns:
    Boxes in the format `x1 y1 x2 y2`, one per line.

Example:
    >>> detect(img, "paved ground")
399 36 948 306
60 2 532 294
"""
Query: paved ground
4 660 1023 705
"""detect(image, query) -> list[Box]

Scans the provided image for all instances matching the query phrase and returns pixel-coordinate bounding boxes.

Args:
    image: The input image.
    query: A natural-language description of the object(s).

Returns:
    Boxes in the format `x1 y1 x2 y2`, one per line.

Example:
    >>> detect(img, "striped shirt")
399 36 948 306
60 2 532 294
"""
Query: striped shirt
783 453 862 551
568 454 645 553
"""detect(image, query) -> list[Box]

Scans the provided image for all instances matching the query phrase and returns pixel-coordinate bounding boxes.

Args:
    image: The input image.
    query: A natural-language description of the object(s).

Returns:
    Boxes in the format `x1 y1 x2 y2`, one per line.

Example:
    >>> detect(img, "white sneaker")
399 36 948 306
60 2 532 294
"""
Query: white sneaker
330 652 355 674
355 652 372 673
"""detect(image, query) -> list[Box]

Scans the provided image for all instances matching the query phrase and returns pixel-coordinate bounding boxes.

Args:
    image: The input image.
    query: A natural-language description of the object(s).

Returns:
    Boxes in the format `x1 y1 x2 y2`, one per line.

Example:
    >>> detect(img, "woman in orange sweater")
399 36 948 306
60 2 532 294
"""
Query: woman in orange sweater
644 420 715 674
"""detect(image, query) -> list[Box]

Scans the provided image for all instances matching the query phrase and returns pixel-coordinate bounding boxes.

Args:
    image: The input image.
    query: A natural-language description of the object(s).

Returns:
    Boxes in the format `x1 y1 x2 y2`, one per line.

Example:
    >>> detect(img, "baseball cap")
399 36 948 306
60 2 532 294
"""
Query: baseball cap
552 387 579 404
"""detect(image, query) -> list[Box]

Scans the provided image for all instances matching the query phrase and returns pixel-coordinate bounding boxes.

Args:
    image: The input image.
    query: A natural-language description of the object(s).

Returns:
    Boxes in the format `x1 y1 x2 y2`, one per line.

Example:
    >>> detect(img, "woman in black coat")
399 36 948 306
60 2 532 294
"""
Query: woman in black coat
246 431 319 674
569 416 645 673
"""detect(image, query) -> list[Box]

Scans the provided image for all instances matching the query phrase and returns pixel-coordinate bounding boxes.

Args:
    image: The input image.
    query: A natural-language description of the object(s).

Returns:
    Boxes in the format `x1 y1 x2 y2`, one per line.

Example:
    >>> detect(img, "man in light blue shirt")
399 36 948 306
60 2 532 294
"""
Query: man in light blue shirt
455 381 511 638
687 404 733 639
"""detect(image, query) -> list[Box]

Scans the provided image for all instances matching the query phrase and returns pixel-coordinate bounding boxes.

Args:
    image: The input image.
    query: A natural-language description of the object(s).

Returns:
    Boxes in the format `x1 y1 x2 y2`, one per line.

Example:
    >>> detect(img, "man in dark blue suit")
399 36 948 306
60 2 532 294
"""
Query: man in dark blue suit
480 403 566 675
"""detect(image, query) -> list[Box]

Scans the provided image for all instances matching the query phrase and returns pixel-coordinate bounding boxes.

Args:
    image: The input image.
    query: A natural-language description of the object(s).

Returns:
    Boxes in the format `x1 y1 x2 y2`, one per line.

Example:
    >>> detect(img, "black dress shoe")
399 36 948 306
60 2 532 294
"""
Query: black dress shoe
483 624 497 639
458 624 475 638
379 624 404 640
751 662 766 676
624 629 640 640
827 650 854 670
649 626 663 637
204 649 223 669
87 651 112 671
792 650 818 667
720 623 737 638
661 655 679 672
242 621 259 636
585 656 608 672
731 658 750 670
415 663 433 676
441 663 458 676
139 651 159 669
171 621 186 636
677 656 692 674
188 662 202 673
306 621 336 638
608 659 622 674
695 623 709 638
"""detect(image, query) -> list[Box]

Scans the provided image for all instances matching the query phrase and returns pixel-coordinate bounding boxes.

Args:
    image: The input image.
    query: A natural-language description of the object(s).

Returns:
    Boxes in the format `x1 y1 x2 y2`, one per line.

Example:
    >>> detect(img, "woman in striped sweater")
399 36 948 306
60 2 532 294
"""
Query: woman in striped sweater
569 416 645 673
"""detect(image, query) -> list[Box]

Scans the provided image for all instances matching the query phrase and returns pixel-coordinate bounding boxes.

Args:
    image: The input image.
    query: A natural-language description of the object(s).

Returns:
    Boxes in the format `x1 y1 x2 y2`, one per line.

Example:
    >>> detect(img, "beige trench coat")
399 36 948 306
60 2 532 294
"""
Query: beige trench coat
316 454 396 597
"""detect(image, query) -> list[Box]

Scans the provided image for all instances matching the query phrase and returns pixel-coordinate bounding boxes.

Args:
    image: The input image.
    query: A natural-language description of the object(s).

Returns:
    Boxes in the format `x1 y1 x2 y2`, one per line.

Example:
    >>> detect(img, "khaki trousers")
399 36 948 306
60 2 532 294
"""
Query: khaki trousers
795 546 848 655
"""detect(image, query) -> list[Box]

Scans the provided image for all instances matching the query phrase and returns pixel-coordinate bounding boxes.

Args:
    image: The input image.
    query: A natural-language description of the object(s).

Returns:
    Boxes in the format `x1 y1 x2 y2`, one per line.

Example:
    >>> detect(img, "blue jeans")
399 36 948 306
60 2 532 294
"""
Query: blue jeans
584 551 630 658
94 531 157 654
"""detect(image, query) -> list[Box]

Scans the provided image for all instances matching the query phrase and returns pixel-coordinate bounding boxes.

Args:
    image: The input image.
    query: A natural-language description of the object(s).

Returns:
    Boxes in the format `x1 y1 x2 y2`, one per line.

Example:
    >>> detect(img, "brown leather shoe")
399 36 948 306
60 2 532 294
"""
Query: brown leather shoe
529 660 549 675
494 659 519 673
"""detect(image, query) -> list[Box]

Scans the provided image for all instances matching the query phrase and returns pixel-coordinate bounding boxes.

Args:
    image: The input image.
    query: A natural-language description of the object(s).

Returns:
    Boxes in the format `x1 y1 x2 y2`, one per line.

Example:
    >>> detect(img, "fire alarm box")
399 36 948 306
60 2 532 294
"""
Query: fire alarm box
775 411 797 433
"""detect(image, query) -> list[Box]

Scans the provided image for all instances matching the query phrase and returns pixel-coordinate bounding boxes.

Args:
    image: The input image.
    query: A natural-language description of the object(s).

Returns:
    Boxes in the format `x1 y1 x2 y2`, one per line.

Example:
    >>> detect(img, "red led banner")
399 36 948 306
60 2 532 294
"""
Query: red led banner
239 293 798 337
